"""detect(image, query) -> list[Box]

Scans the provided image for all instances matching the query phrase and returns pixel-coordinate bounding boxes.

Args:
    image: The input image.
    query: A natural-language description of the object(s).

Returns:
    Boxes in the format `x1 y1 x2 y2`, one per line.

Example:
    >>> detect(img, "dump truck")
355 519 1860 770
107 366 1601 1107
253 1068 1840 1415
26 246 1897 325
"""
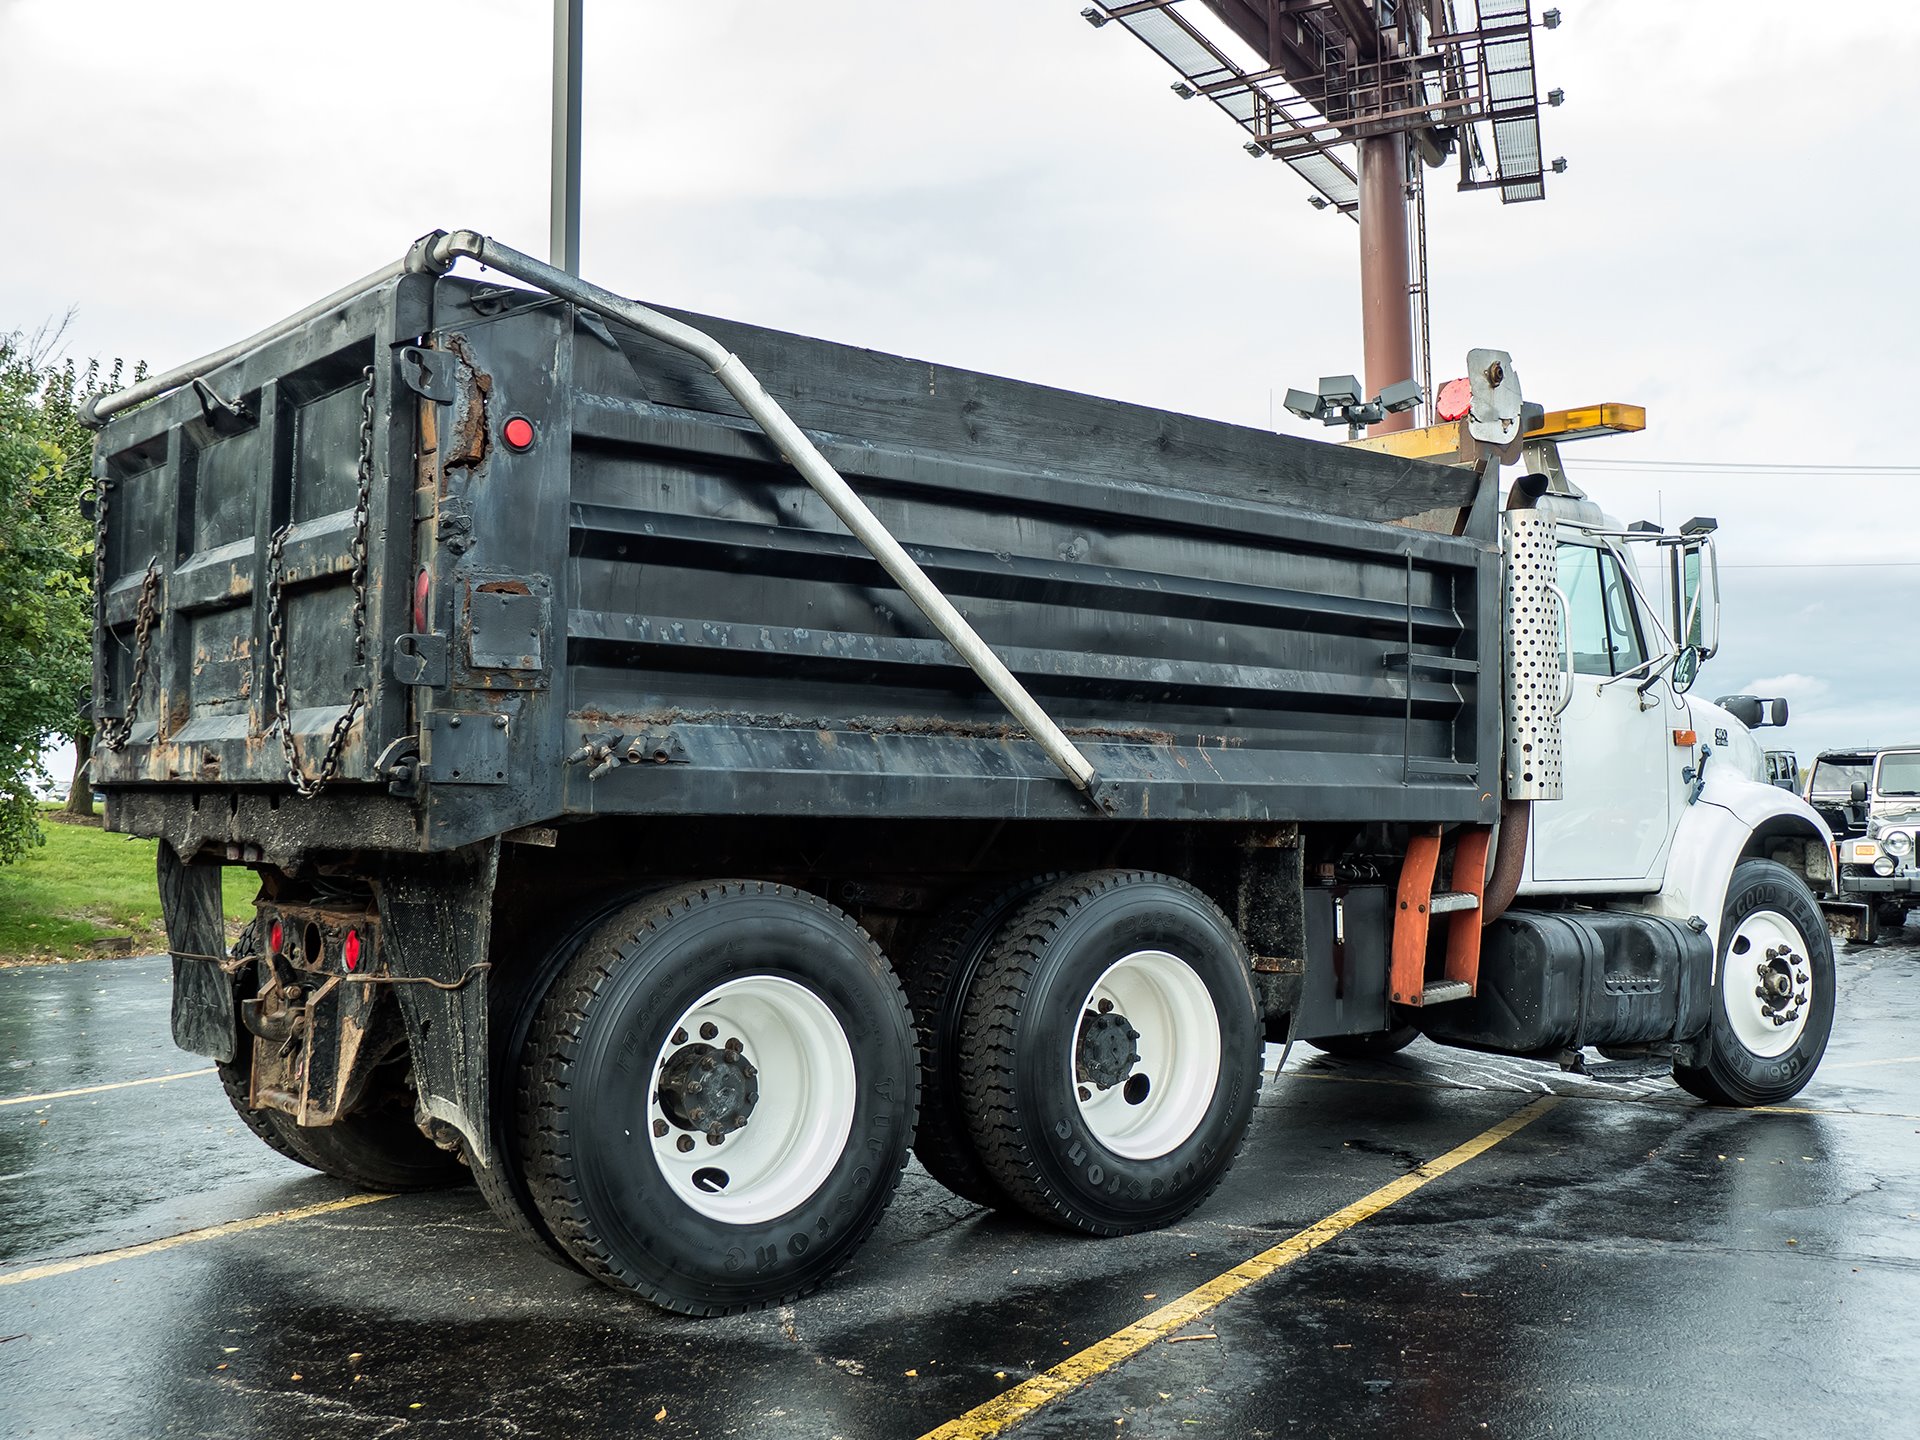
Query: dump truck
84 230 1838 1315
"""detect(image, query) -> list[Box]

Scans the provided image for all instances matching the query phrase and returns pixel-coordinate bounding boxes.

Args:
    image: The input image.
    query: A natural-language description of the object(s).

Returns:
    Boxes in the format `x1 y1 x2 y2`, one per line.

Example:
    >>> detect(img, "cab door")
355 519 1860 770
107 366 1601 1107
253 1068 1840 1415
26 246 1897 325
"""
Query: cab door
1526 540 1674 888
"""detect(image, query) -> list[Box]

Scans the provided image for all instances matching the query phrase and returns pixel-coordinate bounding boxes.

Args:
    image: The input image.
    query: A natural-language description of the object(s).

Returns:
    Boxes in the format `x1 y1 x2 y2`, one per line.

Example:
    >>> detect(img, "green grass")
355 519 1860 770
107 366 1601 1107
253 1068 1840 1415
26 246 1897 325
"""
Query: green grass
0 808 250 963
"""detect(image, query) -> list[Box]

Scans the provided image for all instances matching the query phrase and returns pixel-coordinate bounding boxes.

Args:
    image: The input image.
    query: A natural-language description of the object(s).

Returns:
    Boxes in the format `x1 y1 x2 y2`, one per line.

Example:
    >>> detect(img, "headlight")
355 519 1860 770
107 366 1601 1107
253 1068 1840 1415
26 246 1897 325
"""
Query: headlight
1874 856 1897 877
1884 830 1915 859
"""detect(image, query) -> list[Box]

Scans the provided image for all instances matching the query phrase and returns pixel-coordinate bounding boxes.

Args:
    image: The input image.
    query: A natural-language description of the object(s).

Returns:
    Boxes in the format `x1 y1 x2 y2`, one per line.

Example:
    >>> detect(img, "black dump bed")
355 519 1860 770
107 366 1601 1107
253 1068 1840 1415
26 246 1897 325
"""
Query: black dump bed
92 271 1499 857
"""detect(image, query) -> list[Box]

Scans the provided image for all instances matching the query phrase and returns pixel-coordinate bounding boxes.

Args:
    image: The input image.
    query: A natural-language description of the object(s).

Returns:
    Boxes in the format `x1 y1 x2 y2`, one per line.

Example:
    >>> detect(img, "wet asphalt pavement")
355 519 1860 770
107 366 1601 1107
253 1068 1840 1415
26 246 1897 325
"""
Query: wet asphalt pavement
3 931 1917 1439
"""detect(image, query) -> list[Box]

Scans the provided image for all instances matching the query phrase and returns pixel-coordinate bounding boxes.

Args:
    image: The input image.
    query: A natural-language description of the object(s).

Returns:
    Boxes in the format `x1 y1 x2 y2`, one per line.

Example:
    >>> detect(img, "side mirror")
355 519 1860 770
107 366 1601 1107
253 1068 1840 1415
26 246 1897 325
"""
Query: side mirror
1851 781 1869 804
1717 693 1760 726
1671 646 1701 695
1669 538 1720 661
1768 697 1789 728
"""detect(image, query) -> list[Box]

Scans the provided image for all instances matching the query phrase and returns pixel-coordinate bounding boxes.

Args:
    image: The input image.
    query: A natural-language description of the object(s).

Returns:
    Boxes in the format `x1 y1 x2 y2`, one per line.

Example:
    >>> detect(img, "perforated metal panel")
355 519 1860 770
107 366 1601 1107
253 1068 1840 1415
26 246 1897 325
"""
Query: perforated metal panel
1503 510 1564 800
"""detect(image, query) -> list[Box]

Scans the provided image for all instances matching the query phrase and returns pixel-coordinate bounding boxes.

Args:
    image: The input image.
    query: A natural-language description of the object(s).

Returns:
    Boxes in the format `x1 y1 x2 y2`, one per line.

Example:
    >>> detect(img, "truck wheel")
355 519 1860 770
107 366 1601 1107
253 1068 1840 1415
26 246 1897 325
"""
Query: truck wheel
518 881 916 1315
472 895 652 1271
1675 859 1836 1107
904 875 1062 1208
1874 903 1910 933
957 871 1261 1235
214 925 469 1192
1304 1023 1419 1059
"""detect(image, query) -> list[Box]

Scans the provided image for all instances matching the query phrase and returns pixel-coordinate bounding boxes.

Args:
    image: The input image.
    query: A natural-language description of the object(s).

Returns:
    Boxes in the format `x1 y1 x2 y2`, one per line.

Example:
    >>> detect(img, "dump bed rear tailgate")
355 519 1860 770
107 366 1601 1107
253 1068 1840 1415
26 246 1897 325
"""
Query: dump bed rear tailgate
90 276 430 790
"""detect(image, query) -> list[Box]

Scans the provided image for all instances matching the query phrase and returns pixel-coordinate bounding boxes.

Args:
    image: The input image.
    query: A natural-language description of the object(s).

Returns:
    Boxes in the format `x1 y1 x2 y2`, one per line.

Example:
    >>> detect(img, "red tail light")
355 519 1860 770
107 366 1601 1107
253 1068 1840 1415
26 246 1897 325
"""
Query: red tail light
268 920 283 955
343 928 362 972
413 568 430 633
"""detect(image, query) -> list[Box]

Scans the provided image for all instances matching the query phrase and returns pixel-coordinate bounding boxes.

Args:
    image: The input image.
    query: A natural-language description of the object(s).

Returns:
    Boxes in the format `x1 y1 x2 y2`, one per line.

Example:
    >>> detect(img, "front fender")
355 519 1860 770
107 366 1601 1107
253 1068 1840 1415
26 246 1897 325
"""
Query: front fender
1621 771 1833 972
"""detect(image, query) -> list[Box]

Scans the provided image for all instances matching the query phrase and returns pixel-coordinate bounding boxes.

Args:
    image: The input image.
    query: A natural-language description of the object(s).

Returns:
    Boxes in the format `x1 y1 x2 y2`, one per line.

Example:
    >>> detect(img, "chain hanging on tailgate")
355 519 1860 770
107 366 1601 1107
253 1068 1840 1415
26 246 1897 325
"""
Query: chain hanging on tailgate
266 366 377 798
90 469 160 754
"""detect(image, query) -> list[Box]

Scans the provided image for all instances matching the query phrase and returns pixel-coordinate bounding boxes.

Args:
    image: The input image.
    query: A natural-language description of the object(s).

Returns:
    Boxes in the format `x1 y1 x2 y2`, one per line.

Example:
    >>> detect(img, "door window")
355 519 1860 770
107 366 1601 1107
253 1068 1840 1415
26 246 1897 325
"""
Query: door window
1557 543 1648 677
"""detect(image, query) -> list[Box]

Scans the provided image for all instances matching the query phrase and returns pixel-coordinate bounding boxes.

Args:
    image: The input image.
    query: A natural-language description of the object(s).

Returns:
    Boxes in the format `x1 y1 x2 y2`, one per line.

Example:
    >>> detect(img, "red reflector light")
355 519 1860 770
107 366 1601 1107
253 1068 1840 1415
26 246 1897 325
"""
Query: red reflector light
1435 376 1472 422
413 568 430 633
502 416 536 451
268 920 283 955
343 928 362 972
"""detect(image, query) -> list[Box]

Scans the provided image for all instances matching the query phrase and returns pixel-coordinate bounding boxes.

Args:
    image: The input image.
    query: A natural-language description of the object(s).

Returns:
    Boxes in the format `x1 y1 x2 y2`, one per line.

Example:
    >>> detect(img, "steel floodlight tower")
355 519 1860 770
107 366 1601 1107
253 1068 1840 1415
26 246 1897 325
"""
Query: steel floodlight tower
1082 2 1561 434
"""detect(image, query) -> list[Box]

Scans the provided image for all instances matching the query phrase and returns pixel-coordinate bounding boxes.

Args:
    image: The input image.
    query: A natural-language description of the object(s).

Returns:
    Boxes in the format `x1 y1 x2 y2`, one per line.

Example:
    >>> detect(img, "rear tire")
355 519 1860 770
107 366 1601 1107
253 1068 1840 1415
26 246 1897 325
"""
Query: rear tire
518 881 916 1315
214 925 469 1192
903 875 1062 1208
1304 1023 1419 1059
1675 859 1835 1107
957 871 1261 1236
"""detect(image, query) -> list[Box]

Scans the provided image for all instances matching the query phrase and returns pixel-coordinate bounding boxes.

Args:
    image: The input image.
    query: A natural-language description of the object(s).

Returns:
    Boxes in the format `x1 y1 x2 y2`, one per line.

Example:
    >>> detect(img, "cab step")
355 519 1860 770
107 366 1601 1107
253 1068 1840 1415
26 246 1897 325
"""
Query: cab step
1428 890 1481 915
1420 980 1473 1005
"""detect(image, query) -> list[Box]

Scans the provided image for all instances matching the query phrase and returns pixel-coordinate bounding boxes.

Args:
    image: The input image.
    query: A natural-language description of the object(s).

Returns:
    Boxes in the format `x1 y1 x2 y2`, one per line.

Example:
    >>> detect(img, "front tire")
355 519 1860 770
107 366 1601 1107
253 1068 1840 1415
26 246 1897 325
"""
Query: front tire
1675 859 1835 1107
518 881 916 1315
957 871 1261 1236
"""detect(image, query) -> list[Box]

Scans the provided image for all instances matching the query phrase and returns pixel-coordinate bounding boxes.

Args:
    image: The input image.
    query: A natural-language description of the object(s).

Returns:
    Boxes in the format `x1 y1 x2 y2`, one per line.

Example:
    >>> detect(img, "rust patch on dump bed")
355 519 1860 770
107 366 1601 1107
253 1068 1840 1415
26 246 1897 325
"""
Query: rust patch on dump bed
442 334 492 475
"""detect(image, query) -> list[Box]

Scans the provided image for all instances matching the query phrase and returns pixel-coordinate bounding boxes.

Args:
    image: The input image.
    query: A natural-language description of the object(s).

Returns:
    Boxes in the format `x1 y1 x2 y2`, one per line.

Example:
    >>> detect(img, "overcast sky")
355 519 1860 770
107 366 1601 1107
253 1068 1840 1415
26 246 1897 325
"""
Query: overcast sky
5 0 1915 779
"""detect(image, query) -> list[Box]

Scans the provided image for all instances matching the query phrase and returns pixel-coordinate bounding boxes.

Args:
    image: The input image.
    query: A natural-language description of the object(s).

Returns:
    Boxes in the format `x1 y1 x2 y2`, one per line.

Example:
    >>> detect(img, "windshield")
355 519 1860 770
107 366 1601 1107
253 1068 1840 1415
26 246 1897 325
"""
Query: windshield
1809 759 1874 796
1878 752 1920 797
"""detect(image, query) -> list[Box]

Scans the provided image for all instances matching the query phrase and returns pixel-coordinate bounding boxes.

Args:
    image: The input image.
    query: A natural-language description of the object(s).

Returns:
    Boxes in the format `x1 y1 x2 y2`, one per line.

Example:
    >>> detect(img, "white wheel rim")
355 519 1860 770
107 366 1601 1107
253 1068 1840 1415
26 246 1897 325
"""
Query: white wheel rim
646 976 856 1224
1071 949 1221 1160
1722 910 1814 1059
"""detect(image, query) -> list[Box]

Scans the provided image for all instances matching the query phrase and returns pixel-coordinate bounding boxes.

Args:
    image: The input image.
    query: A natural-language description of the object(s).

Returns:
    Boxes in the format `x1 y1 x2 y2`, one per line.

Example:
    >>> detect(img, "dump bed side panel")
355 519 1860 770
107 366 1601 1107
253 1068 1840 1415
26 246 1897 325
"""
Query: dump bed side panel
401 283 1498 844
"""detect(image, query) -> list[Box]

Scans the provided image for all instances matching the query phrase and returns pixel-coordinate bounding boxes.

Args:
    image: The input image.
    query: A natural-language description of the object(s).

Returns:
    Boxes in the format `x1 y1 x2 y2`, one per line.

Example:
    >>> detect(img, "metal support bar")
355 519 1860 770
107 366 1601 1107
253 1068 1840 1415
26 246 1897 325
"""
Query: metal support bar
416 230 1102 800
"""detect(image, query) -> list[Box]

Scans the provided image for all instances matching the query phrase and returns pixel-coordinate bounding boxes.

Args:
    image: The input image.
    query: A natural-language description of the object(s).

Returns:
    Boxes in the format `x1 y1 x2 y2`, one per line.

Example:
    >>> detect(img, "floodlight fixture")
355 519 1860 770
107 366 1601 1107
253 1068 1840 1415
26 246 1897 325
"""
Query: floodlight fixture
1282 388 1323 422
1318 375 1363 408
1283 376 1424 437
1080 7 1109 27
1542 8 1562 28
1547 88 1565 106
1378 378 1423 414
1244 140 1265 156
1171 81 1194 99
1680 517 1719 537
1307 196 1330 211
1551 157 1569 174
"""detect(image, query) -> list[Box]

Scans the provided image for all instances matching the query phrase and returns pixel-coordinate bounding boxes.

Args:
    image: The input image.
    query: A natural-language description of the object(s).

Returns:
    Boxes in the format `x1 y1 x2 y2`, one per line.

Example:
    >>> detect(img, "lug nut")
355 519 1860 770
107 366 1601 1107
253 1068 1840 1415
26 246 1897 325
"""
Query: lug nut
652 1119 668 1138
1078 1085 1091 1102
707 1130 724 1146
676 1135 695 1153
1755 986 1769 1000
700 1021 719 1041
726 1036 744 1053
1097 998 1113 1014
672 1028 688 1045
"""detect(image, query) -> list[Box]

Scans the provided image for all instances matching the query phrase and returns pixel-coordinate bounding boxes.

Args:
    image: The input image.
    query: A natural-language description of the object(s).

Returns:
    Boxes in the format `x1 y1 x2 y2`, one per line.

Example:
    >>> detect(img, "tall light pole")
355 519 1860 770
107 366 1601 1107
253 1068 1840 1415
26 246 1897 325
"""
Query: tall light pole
551 0 583 274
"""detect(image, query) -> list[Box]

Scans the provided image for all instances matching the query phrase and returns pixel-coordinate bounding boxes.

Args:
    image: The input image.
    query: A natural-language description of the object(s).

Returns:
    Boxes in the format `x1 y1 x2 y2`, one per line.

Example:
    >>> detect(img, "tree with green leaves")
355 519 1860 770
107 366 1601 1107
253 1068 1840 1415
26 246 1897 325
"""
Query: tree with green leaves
0 329 143 862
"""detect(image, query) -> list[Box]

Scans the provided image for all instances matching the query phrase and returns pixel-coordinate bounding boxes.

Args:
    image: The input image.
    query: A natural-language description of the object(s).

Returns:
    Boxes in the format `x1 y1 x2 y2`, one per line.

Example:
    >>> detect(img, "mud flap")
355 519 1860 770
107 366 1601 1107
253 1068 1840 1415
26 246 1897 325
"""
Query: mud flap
376 839 498 1165
158 842 238 1062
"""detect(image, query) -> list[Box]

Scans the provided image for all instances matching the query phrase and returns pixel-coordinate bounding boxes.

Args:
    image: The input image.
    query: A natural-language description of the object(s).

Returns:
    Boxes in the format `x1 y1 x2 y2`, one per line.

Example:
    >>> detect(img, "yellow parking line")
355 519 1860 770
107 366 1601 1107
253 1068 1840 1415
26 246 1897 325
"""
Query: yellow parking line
0 1194 393 1288
0 1068 216 1108
917 1096 1559 1440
